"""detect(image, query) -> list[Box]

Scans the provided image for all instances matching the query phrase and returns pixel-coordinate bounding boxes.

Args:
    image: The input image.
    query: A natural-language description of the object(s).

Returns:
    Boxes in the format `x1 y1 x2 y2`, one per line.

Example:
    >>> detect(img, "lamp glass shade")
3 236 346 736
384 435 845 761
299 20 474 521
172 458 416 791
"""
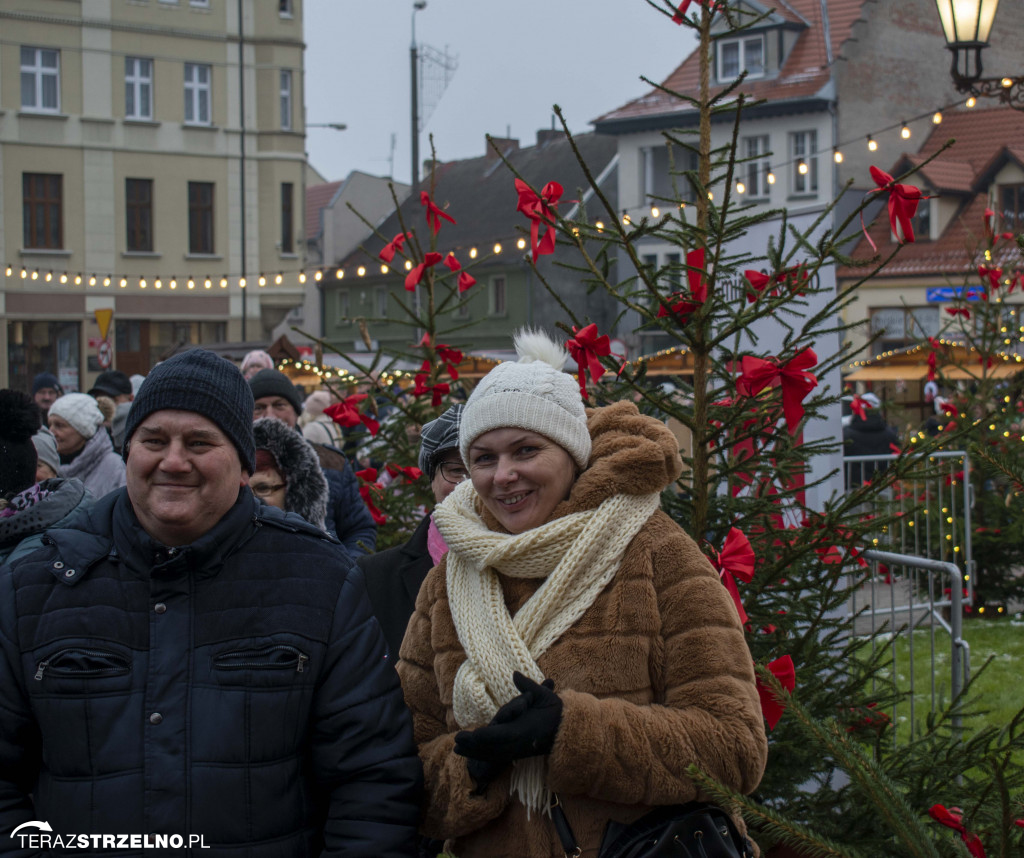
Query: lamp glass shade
935 0 1000 44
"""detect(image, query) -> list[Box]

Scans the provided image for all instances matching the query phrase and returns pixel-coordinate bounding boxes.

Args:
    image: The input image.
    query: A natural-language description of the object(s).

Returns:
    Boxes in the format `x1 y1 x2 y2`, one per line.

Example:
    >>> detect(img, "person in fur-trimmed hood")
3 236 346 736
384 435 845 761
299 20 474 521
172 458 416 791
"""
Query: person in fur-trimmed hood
252 416 329 531
397 330 767 858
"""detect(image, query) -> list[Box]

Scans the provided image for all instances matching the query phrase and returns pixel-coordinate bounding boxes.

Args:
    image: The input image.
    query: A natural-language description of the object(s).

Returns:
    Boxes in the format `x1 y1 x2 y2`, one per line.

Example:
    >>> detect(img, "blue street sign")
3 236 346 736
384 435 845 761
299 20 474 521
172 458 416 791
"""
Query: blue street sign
926 286 985 302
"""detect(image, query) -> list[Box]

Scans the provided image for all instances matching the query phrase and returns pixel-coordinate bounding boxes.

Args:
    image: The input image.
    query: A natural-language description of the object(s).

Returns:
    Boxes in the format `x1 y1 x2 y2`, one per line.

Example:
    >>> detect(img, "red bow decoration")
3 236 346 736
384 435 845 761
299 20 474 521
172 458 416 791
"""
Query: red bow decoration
566 323 612 400
715 528 755 624
864 166 928 250
756 655 795 730
413 372 450 406
385 463 423 482
379 232 410 263
736 348 818 434
946 307 971 319
849 394 871 421
420 191 456 235
324 394 380 436
444 252 477 292
978 265 1003 292
658 249 708 324
515 179 563 263
436 345 463 375
671 0 718 22
405 251 443 291
743 265 808 303
355 468 388 525
928 805 985 858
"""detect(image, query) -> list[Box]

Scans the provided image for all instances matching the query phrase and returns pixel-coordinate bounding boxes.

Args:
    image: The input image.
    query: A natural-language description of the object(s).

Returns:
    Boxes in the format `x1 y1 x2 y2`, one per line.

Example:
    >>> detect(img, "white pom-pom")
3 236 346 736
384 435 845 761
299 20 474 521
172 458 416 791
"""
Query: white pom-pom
513 328 568 370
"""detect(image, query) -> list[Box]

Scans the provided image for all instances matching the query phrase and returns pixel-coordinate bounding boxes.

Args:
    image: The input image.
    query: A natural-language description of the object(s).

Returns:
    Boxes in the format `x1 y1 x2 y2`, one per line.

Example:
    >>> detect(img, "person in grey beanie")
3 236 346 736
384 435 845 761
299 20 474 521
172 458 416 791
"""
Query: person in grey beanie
0 348 422 857
358 403 466 656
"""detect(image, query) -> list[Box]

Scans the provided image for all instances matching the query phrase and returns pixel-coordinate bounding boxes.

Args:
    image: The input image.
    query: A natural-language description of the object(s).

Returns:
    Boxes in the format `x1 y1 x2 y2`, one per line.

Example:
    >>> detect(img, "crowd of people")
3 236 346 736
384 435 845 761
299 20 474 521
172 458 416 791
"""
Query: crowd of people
0 335 766 857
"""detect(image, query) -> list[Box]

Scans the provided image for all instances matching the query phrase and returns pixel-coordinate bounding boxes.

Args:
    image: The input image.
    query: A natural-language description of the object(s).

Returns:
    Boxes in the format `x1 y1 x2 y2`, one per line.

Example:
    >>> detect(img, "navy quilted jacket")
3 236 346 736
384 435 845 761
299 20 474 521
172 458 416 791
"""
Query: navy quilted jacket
0 488 421 857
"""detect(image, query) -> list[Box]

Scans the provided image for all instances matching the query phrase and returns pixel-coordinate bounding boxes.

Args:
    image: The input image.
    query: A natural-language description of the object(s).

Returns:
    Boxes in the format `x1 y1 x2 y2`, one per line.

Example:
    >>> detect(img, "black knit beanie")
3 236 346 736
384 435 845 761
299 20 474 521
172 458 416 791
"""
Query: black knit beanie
0 390 42 499
123 349 256 473
248 369 302 417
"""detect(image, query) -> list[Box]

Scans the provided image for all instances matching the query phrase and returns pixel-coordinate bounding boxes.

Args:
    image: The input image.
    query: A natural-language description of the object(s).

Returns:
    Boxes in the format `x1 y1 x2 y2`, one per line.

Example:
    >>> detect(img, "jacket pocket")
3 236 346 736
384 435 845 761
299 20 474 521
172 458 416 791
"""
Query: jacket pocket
34 646 131 681
212 644 309 674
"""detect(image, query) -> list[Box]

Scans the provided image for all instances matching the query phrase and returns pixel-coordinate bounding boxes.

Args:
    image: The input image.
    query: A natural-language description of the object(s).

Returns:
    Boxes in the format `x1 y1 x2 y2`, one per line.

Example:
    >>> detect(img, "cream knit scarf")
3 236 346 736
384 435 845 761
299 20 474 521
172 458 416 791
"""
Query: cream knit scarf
433 479 661 813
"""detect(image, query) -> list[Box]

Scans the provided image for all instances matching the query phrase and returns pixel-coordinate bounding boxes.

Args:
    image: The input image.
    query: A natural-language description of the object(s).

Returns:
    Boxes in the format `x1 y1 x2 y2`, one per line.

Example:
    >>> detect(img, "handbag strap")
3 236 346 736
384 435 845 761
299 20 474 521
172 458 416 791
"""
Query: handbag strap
549 794 582 858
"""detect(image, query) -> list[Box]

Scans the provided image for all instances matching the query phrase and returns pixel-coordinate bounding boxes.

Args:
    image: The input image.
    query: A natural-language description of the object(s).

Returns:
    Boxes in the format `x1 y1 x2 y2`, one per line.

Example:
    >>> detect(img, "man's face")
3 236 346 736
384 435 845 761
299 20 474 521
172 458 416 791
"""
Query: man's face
126 409 248 547
34 387 58 411
253 396 297 428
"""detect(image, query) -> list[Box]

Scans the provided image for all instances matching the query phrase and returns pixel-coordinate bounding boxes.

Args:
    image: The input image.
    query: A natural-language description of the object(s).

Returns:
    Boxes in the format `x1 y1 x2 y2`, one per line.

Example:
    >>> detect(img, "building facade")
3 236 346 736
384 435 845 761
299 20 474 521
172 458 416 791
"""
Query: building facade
0 0 307 391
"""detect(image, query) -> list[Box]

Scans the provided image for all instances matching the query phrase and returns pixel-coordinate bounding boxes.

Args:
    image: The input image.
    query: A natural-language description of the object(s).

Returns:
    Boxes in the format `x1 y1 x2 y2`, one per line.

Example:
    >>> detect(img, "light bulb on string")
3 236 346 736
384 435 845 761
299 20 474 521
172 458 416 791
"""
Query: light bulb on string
74 274 82 285
59 273 67 284
379 264 388 274
900 121 911 139
469 247 478 259
798 161 809 175
404 260 413 270
767 172 775 185
103 276 110 287
204 278 212 289
314 270 323 281
3 265 10 277
258 275 266 287
335 268 343 279
20 268 27 279
155 278 163 289
88 274 96 286
966 96 977 108
170 278 177 289
867 136 878 151
493 243 502 254
298 272 306 284
833 149 843 163
622 210 631 225
188 277 196 289
140 278 147 289
516 237 527 250
220 277 228 288
357 266 366 277
275 273 282 285
650 206 660 218
735 181 746 194
120 277 128 288
44 271 52 282
30 270 38 280
933 111 943 124
238 277 246 289
1002 78 1013 88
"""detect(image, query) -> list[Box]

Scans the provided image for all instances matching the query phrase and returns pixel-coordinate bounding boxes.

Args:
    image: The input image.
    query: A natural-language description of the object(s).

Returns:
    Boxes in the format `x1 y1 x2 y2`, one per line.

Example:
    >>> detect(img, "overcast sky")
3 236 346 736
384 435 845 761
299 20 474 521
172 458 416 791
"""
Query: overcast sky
303 0 697 185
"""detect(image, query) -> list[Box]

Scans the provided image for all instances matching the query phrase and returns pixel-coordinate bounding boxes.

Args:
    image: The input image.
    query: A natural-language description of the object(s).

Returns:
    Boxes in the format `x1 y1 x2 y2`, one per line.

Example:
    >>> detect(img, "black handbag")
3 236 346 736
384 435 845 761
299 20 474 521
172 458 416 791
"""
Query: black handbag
548 794 752 858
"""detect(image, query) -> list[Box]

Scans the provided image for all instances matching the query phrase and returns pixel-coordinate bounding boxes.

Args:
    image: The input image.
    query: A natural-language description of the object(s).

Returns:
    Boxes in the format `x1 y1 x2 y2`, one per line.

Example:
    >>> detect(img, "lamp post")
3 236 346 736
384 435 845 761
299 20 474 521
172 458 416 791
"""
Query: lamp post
934 0 1024 109
411 1 426 192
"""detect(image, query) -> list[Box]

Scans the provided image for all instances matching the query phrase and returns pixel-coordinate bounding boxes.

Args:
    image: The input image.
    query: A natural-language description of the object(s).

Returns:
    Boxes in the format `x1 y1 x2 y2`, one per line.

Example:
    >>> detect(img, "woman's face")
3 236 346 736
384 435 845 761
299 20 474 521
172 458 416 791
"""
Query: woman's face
250 467 287 510
468 428 576 534
48 416 86 456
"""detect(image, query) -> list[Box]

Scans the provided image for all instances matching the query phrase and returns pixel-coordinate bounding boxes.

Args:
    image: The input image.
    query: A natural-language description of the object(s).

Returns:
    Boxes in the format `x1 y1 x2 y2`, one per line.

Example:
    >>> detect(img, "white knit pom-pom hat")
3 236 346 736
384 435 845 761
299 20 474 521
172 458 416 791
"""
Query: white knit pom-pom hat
459 328 591 469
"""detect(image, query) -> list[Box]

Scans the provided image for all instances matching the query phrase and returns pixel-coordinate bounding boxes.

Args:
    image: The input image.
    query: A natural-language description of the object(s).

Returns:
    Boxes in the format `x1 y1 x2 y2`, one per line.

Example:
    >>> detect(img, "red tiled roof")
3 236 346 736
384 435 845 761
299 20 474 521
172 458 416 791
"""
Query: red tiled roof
595 0 868 125
839 108 1024 279
305 180 343 240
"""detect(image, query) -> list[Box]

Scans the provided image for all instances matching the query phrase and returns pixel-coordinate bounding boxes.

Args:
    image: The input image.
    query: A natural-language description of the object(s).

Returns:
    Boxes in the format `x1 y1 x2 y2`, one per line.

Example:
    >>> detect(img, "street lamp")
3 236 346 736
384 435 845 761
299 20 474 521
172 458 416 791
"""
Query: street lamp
934 0 1024 109
411 0 427 191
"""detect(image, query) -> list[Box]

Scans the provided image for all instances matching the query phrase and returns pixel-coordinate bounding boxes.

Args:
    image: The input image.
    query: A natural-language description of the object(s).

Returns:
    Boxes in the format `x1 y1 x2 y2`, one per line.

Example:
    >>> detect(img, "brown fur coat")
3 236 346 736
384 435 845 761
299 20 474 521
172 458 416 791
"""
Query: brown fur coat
397 401 768 857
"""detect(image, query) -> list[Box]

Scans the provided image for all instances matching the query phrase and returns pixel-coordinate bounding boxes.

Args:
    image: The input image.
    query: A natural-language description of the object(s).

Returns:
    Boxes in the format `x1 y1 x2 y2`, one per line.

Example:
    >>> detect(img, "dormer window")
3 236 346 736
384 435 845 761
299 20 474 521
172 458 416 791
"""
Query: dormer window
999 184 1024 231
717 34 765 82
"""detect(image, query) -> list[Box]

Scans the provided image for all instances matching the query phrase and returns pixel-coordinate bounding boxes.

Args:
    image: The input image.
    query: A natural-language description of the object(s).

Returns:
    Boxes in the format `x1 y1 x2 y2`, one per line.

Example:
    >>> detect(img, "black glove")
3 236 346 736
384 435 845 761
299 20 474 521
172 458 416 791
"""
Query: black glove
455 672 563 766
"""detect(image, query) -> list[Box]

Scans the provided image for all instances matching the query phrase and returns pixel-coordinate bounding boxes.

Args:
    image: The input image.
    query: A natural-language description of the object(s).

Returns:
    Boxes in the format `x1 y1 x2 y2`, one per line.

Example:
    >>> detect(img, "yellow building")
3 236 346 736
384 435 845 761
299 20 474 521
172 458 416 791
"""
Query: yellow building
0 0 307 390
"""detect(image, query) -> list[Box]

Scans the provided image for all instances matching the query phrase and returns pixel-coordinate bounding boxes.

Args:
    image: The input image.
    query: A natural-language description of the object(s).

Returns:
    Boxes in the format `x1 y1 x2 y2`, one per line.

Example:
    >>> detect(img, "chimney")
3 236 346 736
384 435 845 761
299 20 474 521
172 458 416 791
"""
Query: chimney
486 136 519 161
536 128 565 147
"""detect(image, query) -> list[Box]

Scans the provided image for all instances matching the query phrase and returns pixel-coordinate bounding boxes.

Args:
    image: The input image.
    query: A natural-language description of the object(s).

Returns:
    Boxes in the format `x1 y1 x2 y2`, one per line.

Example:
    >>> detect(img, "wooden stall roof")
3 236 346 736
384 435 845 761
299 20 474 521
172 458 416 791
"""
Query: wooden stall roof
844 342 1024 382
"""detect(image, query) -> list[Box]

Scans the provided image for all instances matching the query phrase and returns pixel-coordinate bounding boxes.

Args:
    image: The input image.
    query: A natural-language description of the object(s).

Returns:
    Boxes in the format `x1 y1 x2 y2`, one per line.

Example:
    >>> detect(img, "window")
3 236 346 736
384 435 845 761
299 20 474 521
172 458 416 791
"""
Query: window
908 194 932 241
187 181 214 254
279 0 293 16
126 179 154 252
190 0 210 6
22 173 62 249
125 57 153 120
376 287 389 318
790 131 818 195
337 290 350 324
999 184 1024 232
869 307 939 356
743 135 771 198
717 35 764 82
489 276 506 316
279 70 292 130
184 63 211 125
280 183 294 253
20 47 60 112
642 144 699 207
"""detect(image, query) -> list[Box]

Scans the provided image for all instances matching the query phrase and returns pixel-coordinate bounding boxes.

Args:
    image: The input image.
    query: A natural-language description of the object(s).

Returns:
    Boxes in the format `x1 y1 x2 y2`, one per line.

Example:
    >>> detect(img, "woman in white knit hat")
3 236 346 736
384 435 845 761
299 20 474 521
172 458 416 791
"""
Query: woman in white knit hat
48 392 126 499
397 329 767 858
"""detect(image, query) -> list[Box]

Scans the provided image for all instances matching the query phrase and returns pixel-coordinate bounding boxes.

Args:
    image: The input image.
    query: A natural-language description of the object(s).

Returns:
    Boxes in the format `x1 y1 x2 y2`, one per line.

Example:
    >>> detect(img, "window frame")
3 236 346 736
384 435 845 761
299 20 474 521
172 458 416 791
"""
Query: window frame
20 46 60 113
279 0 294 17
742 134 771 199
183 62 212 126
716 34 765 82
187 181 214 255
279 69 293 131
489 275 507 317
126 178 154 253
280 182 294 253
22 173 63 250
337 289 351 325
376 287 389 318
999 183 1024 232
790 130 819 196
125 57 154 121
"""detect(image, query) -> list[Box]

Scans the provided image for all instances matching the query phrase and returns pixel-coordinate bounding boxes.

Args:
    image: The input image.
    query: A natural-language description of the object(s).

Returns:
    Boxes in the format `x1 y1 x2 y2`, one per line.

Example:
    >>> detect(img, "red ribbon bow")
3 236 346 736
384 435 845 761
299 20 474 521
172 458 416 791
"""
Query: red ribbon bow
864 166 928 250
324 394 380 436
849 394 871 421
928 805 986 858
379 232 410 263
413 372 450 406
658 249 707 324
405 251 443 291
444 252 477 292
566 324 612 400
978 265 1003 292
515 179 563 263
671 0 718 22
756 655 795 730
945 306 971 319
355 468 387 525
385 463 423 482
716 528 755 624
736 348 818 434
420 191 456 235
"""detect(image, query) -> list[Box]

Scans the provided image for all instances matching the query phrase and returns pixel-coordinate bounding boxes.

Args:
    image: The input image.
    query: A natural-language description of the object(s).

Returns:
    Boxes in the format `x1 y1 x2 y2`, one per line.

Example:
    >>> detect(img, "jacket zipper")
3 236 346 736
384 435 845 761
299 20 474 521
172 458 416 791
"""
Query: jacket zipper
35 647 131 681
213 645 308 673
